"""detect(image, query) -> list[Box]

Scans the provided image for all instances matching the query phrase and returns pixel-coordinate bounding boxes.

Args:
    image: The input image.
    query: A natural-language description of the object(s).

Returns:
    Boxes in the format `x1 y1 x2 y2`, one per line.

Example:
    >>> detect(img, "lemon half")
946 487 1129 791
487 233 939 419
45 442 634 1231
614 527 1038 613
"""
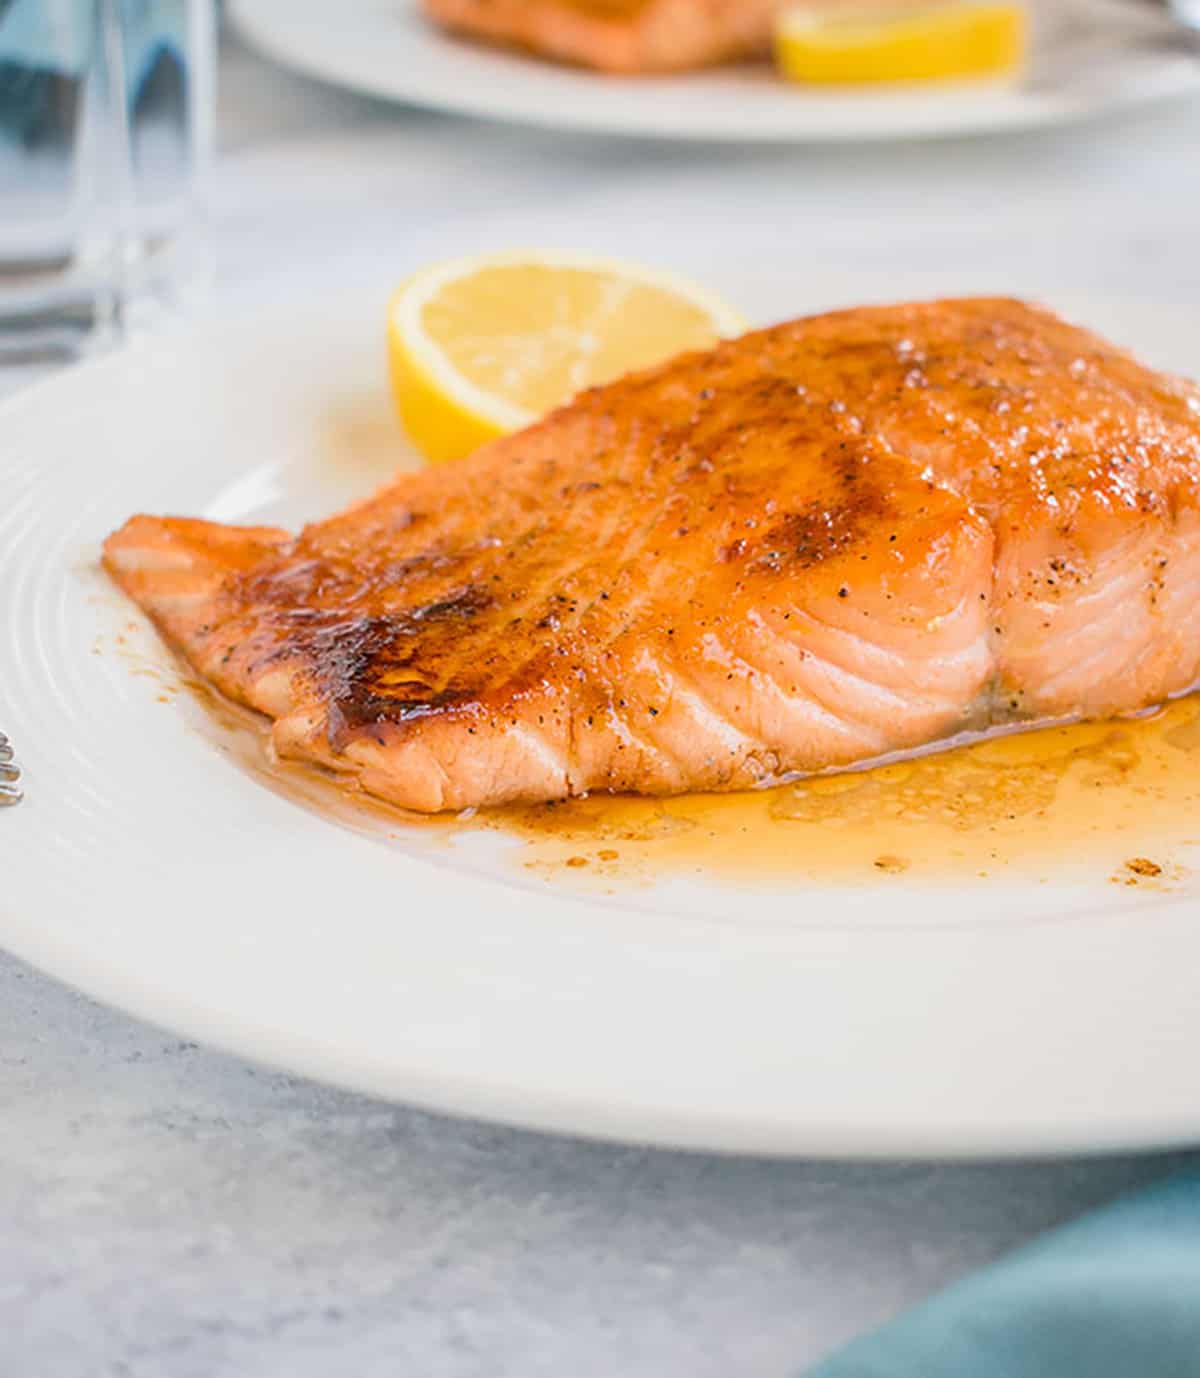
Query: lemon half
388 252 746 464
775 3 1026 85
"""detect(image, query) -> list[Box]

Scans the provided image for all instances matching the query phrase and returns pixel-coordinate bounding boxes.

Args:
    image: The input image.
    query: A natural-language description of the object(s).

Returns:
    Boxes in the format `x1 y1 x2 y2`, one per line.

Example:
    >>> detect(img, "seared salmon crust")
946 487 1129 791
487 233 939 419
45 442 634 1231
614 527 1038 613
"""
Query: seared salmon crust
422 0 777 73
104 298 1200 812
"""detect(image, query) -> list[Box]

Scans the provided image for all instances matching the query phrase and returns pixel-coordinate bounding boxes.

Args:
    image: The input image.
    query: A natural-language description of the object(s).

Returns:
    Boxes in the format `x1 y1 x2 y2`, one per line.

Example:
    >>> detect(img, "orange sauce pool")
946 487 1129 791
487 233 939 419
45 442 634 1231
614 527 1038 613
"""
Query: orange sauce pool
102 598 1199 895
159 651 1200 892
488 701 1200 890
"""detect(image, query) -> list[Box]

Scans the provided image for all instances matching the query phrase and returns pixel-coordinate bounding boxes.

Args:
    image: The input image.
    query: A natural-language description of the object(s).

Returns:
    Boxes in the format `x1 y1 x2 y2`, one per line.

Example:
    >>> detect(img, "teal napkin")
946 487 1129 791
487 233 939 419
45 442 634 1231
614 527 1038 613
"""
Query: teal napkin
806 1171 1200 1378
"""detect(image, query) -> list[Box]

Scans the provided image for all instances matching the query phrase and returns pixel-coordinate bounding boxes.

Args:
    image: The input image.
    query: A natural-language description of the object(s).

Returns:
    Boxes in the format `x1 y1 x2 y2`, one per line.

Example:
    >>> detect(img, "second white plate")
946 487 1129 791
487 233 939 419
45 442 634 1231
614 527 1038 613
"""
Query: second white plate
230 0 1200 144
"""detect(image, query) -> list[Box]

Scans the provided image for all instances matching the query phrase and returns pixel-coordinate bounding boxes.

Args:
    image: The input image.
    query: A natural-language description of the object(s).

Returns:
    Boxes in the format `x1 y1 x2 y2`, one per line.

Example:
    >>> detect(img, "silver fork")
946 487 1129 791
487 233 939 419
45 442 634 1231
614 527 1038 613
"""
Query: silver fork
0 732 22 806
1033 0 1200 91
1124 0 1200 47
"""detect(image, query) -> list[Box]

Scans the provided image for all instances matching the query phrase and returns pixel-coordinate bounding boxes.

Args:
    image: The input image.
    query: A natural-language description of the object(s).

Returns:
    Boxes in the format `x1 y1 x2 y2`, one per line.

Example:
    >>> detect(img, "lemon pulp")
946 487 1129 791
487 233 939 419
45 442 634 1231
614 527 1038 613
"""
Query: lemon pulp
388 252 745 464
775 3 1027 85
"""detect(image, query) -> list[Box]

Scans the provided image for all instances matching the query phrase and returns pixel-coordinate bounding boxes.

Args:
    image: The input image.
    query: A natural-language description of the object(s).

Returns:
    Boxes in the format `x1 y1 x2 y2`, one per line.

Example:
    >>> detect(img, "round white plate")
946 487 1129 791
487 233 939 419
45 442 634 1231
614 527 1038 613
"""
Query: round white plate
229 0 1200 144
4 262 1200 1158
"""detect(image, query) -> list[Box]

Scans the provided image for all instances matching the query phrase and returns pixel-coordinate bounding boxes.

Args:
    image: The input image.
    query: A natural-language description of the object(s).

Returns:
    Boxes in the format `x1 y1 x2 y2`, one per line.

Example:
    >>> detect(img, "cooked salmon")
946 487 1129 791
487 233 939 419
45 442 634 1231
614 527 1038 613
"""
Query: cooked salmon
104 298 1200 814
422 0 779 73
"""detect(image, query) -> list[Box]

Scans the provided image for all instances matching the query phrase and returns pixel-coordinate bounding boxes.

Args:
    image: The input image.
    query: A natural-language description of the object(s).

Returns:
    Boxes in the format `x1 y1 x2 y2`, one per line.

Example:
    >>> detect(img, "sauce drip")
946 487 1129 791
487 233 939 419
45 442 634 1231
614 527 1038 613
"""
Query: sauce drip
161 644 1200 891
489 700 1200 888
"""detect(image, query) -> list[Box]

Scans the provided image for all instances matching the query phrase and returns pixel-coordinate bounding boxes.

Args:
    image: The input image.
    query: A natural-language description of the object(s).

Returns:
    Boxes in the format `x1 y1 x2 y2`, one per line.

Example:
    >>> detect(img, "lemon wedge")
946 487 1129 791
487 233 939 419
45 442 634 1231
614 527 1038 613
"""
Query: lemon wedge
387 251 745 464
775 3 1026 85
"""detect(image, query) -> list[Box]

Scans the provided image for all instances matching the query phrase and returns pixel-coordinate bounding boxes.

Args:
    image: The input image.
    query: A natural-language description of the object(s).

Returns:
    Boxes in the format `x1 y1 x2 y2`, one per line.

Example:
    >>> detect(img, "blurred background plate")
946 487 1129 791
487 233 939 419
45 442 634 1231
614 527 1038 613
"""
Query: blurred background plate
229 0 1200 144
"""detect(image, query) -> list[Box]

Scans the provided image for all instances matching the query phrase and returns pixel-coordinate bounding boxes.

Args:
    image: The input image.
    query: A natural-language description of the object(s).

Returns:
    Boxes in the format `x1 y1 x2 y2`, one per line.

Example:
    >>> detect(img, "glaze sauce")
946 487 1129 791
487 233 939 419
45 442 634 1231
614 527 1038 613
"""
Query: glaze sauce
489 700 1200 888
173 659 1200 890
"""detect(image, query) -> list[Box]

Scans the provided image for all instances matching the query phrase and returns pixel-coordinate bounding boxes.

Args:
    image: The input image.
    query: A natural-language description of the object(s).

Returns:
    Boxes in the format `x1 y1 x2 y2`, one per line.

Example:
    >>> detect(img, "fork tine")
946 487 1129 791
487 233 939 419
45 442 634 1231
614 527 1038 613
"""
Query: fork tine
0 733 20 803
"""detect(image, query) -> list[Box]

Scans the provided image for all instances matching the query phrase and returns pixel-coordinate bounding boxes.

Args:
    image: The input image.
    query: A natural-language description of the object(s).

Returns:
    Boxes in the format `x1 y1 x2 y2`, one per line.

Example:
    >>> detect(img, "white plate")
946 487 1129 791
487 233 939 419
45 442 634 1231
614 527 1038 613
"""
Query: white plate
4 262 1200 1159
229 0 1200 144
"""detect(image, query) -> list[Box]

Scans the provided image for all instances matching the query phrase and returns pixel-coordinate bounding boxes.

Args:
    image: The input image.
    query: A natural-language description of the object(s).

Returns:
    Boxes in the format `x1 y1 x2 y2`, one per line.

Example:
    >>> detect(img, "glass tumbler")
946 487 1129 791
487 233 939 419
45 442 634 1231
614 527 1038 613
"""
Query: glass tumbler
0 0 215 362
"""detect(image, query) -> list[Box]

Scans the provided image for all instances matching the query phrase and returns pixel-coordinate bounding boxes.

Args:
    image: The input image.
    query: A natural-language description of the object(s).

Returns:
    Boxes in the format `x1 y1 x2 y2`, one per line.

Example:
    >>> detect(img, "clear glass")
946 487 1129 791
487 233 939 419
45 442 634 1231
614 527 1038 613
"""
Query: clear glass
0 0 215 362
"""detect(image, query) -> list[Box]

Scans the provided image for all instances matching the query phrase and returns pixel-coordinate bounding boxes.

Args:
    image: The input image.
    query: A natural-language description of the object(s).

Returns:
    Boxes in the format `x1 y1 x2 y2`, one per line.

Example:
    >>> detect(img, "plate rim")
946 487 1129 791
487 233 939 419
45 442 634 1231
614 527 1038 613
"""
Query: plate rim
6 904 1200 1162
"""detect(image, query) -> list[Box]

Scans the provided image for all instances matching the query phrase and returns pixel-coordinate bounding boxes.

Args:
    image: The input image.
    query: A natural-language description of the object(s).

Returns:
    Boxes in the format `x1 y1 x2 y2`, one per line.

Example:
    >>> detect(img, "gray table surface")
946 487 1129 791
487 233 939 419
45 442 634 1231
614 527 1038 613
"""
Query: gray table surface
5 31 1200 1378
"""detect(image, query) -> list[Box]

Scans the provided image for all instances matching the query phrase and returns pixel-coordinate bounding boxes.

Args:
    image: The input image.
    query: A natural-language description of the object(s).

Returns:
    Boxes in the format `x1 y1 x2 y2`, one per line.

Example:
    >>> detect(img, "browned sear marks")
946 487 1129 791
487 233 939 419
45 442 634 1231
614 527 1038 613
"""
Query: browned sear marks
103 298 1200 817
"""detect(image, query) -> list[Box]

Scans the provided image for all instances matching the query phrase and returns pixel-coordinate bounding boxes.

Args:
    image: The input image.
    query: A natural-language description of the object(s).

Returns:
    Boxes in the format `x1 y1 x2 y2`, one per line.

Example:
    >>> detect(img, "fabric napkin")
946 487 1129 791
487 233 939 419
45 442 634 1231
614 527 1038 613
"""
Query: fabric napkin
805 1170 1200 1378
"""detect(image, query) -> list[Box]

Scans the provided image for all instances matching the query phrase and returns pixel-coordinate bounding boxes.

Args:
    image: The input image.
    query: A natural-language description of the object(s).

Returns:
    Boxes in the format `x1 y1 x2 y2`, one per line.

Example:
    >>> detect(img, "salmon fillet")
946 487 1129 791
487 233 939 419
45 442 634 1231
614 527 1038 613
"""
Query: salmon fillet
422 0 778 73
104 298 1200 814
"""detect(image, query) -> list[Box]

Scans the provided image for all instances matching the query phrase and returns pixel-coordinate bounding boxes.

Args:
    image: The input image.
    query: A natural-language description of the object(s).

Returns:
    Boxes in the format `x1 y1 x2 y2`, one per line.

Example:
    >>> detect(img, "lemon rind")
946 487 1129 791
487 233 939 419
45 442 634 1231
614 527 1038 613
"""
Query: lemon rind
389 249 748 435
